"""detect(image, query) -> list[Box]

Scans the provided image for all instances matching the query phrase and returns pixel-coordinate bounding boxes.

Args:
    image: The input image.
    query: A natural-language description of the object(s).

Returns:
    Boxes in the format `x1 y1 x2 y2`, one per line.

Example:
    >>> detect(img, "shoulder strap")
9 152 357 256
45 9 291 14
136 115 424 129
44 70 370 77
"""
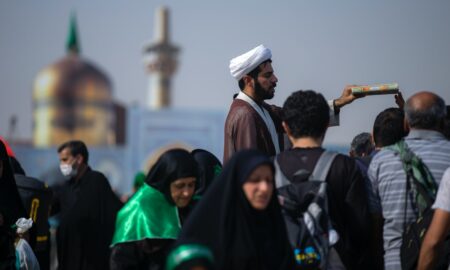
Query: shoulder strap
274 156 290 188
386 140 437 215
274 151 338 186
310 151 338 182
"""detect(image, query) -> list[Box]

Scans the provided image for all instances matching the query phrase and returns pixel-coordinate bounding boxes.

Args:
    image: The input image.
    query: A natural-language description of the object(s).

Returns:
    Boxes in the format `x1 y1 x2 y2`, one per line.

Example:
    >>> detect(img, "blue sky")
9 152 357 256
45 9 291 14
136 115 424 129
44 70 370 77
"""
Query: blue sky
1 0 450 145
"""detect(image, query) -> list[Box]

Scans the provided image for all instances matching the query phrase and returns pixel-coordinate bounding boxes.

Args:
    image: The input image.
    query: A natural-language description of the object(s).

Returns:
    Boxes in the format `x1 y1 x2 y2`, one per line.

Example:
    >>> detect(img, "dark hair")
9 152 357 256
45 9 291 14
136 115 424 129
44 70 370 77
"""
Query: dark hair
444 105 450 140
350 132 374 157
238 59 272 90
191 149 222 196
282 90 330 139
57 140 89 164
373 108 406 147
405 94 446 129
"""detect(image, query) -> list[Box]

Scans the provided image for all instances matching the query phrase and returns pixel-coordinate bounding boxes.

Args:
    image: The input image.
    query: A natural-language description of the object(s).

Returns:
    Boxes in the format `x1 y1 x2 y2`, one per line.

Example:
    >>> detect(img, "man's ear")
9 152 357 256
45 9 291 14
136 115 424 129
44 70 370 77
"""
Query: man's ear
439 118 446 132
76 154 84 165
404 117 411 134
242 75 254 87
282 121 291 136
349 150 355 158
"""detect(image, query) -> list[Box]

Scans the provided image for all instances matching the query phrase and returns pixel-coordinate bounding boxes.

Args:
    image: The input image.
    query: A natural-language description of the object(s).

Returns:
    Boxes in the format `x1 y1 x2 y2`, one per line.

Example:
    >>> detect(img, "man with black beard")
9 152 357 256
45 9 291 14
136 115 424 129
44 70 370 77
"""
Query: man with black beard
223 44 362 163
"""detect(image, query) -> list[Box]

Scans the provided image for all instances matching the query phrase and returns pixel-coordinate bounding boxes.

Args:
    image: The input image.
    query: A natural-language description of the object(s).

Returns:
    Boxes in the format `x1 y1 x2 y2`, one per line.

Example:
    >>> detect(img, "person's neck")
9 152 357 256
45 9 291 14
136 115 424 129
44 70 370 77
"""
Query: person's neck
74 164 88 183
242 89 263 105
290 137 323 148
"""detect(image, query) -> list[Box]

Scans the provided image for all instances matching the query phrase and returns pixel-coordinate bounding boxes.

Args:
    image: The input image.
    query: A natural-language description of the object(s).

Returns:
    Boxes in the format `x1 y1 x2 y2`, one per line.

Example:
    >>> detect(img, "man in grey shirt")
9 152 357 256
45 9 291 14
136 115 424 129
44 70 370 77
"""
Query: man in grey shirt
368 91 450 270
417 167 450 270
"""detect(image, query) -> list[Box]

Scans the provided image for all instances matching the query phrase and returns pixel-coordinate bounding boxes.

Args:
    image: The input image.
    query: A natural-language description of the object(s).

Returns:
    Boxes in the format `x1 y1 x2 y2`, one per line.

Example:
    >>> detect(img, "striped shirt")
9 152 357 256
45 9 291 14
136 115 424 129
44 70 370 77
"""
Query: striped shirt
368 130 450 270
433 167 450 212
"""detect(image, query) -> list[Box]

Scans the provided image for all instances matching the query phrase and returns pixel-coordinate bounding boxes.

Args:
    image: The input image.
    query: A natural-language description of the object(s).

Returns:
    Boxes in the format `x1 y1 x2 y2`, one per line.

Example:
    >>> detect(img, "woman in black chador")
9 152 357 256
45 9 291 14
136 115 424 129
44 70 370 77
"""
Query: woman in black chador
0 140 27 269
166 149 295 270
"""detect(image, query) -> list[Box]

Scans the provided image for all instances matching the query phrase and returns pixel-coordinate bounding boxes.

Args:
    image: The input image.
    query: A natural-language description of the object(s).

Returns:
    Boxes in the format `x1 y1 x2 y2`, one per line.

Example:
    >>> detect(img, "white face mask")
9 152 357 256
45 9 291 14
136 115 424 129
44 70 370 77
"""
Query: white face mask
60 162 78 179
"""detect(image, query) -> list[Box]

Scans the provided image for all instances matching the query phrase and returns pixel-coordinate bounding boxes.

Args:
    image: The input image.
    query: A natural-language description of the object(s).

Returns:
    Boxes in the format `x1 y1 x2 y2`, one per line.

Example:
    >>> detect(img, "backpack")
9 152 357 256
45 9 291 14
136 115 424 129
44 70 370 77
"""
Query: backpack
387 140 450 270
274 151 341 270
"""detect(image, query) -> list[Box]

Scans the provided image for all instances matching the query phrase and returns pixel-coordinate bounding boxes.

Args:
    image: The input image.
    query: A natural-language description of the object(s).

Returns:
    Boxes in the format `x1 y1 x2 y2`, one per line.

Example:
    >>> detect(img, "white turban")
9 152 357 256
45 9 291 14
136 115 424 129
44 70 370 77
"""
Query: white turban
229 45 272 80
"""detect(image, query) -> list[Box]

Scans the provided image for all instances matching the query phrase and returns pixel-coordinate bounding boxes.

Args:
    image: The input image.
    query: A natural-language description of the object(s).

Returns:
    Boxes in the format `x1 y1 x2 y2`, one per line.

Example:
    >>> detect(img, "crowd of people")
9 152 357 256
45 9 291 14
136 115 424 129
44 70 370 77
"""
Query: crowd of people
1 44 450 270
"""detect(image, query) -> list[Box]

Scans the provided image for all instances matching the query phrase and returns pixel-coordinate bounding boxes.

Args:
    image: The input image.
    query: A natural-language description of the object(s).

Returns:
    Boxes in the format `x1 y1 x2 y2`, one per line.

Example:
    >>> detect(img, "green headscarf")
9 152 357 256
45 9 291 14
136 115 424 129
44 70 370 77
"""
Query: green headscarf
111 184 181 246
111 149 198 246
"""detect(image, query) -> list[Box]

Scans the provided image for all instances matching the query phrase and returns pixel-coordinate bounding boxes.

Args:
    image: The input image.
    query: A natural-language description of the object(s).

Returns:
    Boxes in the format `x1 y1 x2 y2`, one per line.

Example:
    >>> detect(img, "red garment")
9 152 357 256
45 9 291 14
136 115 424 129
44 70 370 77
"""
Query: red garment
0 137 15 157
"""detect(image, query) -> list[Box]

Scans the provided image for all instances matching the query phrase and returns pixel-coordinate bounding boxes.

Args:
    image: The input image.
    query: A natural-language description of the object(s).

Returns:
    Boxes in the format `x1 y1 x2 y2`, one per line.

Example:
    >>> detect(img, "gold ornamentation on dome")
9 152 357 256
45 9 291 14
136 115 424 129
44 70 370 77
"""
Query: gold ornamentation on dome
32 14 116 147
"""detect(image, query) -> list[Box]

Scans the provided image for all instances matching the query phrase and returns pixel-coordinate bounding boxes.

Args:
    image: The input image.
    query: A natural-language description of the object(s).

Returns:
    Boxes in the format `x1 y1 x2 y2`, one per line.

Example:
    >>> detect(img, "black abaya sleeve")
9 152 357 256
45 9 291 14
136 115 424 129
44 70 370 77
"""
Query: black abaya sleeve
110 243 140 270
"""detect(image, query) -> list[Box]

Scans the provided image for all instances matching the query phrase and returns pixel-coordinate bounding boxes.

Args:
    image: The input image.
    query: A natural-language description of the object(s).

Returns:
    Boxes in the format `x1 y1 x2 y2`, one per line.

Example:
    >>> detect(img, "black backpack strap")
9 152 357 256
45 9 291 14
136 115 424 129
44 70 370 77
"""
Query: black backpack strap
310 151 338 182
274 156 302 211
274 156 290 188
275 151 338 185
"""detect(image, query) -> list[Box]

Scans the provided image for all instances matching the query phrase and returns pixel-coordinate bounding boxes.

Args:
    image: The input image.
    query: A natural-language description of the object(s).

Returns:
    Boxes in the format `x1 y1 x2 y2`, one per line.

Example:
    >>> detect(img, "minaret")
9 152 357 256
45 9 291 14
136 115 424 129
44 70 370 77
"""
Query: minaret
143 6 179 109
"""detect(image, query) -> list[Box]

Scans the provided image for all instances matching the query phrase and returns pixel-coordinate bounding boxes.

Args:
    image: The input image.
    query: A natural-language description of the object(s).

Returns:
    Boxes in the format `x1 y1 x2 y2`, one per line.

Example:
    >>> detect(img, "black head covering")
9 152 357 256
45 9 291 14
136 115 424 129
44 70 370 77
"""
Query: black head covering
145 149 198 204
0 141 24 267
10 156 26 175
0 140 26 227
172 149 295 270
191 149 222 196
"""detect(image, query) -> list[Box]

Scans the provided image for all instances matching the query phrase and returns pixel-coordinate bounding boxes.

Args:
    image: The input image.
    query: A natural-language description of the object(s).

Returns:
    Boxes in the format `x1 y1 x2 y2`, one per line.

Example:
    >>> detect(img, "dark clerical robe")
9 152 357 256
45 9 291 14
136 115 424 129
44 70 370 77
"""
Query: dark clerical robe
53 168 122 270
223 98 284 164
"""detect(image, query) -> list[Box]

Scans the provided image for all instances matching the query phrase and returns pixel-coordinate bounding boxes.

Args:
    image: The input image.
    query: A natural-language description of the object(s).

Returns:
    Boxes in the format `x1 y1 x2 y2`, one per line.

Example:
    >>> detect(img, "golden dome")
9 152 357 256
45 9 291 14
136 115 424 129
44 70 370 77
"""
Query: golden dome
33 14 115 147
34 54 112 102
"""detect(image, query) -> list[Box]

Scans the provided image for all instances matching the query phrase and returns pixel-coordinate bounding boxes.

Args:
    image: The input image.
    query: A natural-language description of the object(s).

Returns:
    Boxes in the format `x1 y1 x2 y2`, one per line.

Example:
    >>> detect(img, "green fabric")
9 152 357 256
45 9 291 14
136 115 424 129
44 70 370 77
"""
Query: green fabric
213 164 222 177
133 172 146 190
15 250 20 270
66 12 80 54
166 244 214 270
111 184 181 246
387 140 437 215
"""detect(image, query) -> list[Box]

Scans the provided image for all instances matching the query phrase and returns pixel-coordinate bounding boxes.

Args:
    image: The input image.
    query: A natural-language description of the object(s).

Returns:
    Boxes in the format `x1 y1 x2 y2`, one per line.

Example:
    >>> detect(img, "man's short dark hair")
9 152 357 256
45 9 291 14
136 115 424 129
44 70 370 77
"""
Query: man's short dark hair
238 59 272 90
444 105 450 140
283 90 330 139
58 140 89 164
405 95 446 129
373 108 406 147
350 132 374 157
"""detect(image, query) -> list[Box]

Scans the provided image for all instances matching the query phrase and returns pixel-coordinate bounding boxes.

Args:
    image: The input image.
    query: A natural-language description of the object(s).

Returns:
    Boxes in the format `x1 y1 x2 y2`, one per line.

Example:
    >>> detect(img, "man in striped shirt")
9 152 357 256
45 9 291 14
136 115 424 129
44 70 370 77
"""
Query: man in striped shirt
368 91 450 270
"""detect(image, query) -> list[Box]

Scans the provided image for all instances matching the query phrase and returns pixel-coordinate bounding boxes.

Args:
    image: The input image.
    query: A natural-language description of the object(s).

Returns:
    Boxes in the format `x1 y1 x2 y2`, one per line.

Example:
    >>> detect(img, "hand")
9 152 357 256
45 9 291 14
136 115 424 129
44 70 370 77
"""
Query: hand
395 91 405 110
333 85 365 109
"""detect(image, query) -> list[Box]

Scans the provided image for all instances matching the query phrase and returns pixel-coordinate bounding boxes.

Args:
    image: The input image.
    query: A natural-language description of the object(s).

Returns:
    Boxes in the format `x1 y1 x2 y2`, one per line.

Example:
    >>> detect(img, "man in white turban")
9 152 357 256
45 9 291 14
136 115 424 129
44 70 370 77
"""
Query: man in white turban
223 44 362 164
